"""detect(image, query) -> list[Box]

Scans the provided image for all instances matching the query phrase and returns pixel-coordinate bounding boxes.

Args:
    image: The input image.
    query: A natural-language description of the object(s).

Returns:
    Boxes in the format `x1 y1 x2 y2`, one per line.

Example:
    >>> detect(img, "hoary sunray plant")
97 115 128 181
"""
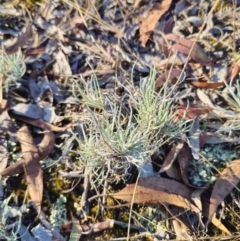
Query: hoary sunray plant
71 105 151 185
72 75 105 110
71 69 192 185
220 78 240 113
0 48 26 86
130 69 191 141
215 78 240 133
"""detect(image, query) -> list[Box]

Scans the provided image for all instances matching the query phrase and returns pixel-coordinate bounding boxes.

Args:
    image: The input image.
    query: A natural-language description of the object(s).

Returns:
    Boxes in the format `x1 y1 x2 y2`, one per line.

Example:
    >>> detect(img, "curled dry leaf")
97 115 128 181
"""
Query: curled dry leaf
139 0 172 47
177 142 194 187
159 142 184 173
165 163 182 180
208 160 240 222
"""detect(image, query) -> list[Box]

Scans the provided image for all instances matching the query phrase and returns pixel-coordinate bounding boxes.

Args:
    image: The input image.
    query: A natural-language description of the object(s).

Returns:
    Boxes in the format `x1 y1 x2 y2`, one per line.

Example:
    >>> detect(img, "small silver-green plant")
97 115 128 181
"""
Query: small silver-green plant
72 75 105 109
129 69 191 143
0 48 26 86
214 78 240 132
220 78 240 113
72 104 151 185
72 69 191 185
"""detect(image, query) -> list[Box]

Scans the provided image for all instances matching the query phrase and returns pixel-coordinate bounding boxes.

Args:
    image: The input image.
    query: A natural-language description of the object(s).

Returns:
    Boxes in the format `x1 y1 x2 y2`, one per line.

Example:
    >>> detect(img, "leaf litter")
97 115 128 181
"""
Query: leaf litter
0 0 240 240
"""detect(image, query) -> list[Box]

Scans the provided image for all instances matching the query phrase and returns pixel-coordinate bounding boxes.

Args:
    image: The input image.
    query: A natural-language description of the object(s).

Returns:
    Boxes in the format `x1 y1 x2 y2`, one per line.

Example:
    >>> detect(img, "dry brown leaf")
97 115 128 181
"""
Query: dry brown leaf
17 125 43 214
199 132 240 146
159 143 184 173
1 125 55 214
112 185 199 212
208 160 240 222
165 164 182 180
177 142 196 187
191 63 238 89
201 195 232 235
177 104 212 120
172 220 192 240
166 205 194 232
0 100 17 173
9 113 71 132
211 214 232 235
155 68 182 91
138 177 191 198
166 33 213 66
111 177 200 214
1 161 24 177
191 81 224 89
26 46 46 56
191 189 204 212
228 63 239 80
6 25 33 54
139 1 172 47
134 0 142 8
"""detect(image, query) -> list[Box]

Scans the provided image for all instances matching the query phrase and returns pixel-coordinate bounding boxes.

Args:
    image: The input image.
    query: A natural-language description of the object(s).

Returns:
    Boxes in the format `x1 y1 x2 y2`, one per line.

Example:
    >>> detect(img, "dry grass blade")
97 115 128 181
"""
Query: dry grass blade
208 160 240 222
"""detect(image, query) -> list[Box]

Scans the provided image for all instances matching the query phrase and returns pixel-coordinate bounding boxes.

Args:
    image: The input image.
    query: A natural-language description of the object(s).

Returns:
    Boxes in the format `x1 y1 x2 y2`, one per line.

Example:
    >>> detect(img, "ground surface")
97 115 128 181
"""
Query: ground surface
0 0 240 240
